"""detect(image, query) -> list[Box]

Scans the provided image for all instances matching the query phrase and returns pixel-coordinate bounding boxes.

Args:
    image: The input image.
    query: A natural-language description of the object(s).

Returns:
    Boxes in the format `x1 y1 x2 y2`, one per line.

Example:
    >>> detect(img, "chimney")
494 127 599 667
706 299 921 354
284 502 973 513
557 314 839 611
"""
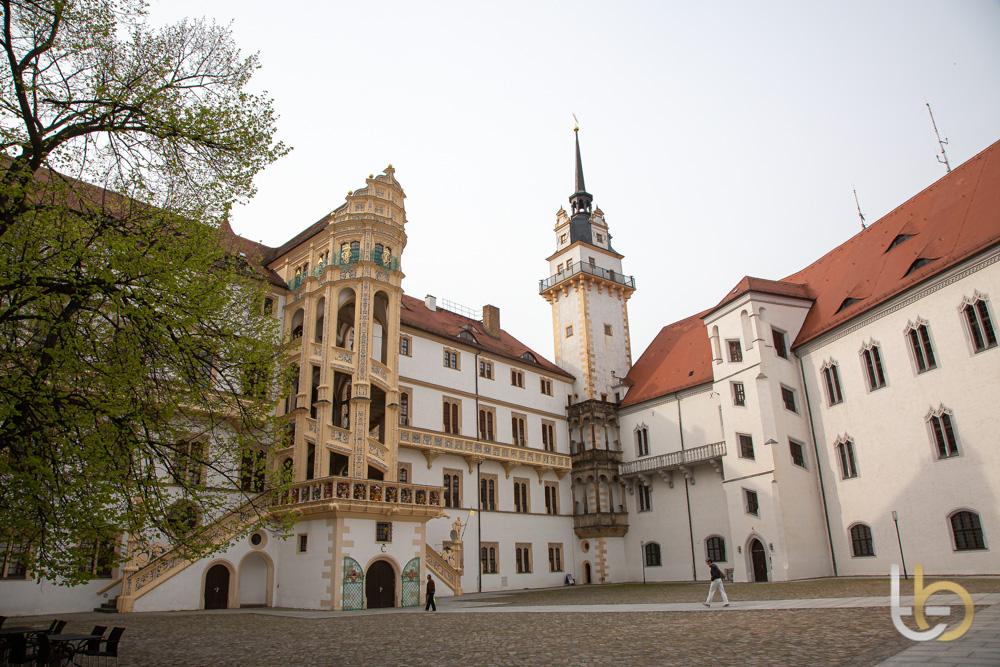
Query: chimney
482 304 501 338
425 294 437 311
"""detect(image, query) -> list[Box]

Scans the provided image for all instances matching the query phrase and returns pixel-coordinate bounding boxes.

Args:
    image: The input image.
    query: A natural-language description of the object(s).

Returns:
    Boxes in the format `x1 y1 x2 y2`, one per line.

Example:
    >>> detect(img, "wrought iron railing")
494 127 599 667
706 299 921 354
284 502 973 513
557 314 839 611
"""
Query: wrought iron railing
287 251 401 290
619 441 726 477
539 261 636 293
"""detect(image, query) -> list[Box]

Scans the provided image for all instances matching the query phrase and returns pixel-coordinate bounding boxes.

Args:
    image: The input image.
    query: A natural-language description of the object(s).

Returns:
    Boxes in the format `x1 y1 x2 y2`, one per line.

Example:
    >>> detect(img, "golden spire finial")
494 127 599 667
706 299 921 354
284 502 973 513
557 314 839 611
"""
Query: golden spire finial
572 113 580 133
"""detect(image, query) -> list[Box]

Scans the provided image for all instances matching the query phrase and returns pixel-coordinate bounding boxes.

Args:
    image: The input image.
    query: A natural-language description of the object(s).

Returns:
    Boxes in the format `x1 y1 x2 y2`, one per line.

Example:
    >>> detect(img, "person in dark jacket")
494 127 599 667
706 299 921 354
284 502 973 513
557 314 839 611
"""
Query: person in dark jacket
703 559 731 607
425 574 437 611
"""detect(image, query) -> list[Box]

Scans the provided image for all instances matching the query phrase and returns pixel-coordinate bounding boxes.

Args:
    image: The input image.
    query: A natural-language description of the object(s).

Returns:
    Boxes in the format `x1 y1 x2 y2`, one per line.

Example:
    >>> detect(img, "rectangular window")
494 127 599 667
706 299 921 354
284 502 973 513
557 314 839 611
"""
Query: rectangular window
565 325 574 338
744 489 759 516
443 469 462 508
544 482 559 515
789 439 807 468
557 263 564 273
781 385 798 413
1 542 28 579
515 543 532 574
930 412 959 459
595 233 604 243
511 414 527 446
540 377 553 395
442 398 461 435
376 522 392 543
305 442 316 480
511 369 524 388
604 323 613 336
738 433 755 460
731 381 746 407
908 324 937 373
480 474 497 511
443 348 460 370
481 542 498 574
862 345 887 390
479 359 494 379
172 440 206 486
635 426 650 457
397 462 412 484
727 339 743 362
399 334 412 357
964 299 998 353
837 440 859 479
399 389 410 427
478 406 496 441
772 328 788 359
638 484 652 512
588 256 596 267
559 234 567 244
541 421 556 452
822 364 844 405
513 478 530 513
297 534 308 553
548 543 564 572
310 365 321 419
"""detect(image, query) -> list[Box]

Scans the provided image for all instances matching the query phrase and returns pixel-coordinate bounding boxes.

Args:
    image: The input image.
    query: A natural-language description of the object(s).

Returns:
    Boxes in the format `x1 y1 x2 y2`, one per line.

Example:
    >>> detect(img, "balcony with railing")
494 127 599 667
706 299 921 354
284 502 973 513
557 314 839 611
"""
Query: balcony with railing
574 511 629 538
571 447 623 468
539 262 636 294
273 475 444 518
287 250 402 290
619 441 726 477
398 427 571 473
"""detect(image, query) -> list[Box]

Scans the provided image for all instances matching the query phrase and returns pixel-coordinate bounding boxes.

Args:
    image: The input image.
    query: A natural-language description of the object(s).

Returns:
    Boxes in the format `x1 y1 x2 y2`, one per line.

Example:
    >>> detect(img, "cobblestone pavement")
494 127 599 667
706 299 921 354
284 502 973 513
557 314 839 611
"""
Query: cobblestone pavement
880 602 1000 666
8 579 997 666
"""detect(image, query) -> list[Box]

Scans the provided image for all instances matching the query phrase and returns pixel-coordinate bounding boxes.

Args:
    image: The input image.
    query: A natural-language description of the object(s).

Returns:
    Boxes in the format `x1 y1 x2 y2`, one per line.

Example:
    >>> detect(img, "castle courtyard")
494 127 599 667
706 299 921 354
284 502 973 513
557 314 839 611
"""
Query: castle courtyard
9 578 999 666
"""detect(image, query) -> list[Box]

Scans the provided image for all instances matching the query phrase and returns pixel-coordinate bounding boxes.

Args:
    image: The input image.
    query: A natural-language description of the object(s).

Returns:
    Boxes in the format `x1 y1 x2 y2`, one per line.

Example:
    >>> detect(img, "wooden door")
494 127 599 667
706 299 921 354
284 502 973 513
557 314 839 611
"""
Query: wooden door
750 540 768 582
205 564 230 609
365 560 395 608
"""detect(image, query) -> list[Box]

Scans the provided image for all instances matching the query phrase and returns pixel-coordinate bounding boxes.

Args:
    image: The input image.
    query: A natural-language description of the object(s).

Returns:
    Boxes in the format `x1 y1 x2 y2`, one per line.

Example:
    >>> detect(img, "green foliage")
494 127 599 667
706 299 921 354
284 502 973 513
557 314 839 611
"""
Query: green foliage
0 0 290 584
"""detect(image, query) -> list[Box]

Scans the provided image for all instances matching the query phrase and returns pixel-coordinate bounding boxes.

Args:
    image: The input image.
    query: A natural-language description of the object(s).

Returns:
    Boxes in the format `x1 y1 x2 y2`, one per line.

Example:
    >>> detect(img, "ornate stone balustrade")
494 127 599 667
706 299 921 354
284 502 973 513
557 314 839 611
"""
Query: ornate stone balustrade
332 347 355 370
573 511 629 534
619 441 726 478
367 437 388 463
370 359 390 383
398 427 570 476
328 425 350 447
273 475 444 517
305 418 319 435
425 543 462 595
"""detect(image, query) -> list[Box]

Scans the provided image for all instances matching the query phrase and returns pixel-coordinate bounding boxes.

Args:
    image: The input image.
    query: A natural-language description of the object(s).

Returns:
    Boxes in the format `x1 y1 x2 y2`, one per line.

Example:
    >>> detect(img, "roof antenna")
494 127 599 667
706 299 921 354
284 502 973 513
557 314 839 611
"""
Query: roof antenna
853 187 866 230
926 103 951 173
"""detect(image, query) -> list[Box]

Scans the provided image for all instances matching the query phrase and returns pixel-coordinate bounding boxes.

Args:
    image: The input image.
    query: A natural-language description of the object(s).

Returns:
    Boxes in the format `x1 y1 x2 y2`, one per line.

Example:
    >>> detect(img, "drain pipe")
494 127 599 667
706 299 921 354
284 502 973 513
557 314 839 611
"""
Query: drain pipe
475 350 483 593
799 355 838 576
678 395 697 580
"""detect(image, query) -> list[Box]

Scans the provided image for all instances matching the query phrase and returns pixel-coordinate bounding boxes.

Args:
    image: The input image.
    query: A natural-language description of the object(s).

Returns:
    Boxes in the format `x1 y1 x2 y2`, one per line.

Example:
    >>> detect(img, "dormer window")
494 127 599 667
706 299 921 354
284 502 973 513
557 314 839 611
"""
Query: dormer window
520 351 537 363
904 257 936 276
595 233 604 243
836 297 862 314
457 330 477 344
885 233 914 252
559 234 567 244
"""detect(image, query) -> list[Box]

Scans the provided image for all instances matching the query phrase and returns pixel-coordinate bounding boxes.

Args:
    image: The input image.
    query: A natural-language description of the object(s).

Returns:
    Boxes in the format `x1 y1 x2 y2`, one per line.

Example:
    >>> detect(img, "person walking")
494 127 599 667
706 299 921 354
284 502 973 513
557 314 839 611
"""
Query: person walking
425 574 437 612
703 559 731 607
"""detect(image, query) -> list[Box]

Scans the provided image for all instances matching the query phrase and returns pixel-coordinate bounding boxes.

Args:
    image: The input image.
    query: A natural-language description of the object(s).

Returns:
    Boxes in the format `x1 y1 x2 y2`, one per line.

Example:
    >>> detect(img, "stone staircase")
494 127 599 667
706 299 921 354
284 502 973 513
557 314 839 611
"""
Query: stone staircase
425 543 463 596
117 493 270 612
94 596 119 613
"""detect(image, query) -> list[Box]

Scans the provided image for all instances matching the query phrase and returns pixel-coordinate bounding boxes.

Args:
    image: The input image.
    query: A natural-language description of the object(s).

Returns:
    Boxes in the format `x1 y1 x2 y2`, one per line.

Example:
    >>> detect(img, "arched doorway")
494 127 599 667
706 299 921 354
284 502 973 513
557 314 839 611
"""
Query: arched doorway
365 560 395 608
583 561 592 584
239 552 270 607
749 538 768 582
205 564 230 609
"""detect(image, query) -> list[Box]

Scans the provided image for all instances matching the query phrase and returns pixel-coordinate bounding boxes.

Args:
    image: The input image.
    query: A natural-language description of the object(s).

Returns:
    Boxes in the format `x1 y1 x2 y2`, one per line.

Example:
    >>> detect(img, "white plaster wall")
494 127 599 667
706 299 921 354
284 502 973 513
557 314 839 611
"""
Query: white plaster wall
134 529 279 612
584 283 631 399
271 519 331 610
0 578 115 617
800 253 1000 576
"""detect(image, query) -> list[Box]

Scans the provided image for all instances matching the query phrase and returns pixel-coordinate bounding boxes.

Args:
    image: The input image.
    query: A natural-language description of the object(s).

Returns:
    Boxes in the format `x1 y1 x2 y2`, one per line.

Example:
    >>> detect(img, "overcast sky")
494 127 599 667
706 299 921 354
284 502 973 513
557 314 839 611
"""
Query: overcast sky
151 0 1000 363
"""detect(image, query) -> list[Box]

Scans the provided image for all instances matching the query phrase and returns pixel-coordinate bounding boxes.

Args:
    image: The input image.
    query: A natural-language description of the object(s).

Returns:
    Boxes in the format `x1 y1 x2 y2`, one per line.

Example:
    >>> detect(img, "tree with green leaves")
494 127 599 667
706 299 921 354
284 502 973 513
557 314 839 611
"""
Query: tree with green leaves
0 0 290 584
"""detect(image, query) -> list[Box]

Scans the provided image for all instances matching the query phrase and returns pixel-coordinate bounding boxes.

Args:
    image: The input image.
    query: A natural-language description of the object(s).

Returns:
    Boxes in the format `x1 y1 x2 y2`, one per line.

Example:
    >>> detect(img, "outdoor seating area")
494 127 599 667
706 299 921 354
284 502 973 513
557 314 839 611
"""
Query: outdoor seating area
0 616 125 666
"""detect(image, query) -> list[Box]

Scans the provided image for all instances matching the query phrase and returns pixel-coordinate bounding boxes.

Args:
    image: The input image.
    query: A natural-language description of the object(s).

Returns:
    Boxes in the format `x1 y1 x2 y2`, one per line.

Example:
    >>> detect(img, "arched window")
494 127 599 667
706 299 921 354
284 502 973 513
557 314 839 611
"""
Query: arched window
950 511 986 551
290 308 304 340
849 523 874 557
705 536 726 562
962 295 997 353
520 351 537 363
927 407 959 459
644 542 661 567
635 424 649 457
314 297 325 343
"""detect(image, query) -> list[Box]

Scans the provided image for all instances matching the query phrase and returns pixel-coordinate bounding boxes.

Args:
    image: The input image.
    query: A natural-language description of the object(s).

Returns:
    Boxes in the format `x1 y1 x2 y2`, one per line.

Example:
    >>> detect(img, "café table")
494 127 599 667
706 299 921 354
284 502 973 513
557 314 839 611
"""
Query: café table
47 633 103 666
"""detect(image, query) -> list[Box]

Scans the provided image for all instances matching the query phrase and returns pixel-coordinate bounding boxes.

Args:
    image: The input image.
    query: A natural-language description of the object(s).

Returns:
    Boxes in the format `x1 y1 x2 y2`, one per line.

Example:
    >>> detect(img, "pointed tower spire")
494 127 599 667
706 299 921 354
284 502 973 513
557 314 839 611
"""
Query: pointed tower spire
574 126 586 194
569 121 593 217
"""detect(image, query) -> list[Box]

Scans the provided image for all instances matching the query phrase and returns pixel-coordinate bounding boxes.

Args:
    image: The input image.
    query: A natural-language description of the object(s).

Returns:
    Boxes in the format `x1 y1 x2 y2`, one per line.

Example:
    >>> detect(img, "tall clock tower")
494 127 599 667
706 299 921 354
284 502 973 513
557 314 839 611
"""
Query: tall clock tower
539 128 635 583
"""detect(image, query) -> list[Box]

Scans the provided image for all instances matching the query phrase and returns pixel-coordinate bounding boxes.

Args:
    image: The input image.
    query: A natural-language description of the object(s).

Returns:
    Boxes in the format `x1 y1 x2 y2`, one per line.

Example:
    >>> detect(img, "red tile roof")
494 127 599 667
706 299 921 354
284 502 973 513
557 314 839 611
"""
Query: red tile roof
622 138 1000 408
620 311 714 407
400 295 573 379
